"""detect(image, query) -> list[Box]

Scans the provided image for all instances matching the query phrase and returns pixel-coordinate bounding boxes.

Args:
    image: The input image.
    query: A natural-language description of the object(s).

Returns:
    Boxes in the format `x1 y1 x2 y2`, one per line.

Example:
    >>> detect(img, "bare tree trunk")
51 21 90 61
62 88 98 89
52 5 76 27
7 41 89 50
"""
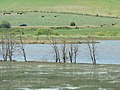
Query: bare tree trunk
51 37 60 63
87 37 97 65
62 41 67 63
87 42 94 63
8 36 14 61
69 44 73 63
1 35 9 61
1 36 8 61
56 47 60 63
74 46 78 63
19 36 27 62
92 43 96 64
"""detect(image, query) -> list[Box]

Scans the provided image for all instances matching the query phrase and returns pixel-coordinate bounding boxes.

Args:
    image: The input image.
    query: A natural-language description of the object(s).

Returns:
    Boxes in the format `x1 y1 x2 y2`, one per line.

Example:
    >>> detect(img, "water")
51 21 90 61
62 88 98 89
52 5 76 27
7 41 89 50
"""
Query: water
0 40 120 64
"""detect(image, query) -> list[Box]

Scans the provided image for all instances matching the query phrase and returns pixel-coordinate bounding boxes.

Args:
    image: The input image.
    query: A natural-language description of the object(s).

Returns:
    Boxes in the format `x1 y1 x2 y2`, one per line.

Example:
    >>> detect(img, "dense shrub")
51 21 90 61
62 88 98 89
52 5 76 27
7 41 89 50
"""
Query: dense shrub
95 32 105 36
0 21 11 28
35 29 59 35
70 22 76 26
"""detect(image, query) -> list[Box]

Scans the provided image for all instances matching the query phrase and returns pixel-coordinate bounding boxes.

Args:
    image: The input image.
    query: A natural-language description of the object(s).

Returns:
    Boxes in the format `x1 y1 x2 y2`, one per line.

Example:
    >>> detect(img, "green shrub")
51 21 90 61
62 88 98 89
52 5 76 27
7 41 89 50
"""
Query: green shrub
95 32 105 36
35 29 59 35
70 22 76 26
0 21 11 28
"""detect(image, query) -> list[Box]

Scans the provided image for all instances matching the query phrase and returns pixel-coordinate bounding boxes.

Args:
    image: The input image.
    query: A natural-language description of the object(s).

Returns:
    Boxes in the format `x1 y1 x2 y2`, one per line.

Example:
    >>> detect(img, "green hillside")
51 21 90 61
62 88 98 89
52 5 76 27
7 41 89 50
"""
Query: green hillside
0 0 120 17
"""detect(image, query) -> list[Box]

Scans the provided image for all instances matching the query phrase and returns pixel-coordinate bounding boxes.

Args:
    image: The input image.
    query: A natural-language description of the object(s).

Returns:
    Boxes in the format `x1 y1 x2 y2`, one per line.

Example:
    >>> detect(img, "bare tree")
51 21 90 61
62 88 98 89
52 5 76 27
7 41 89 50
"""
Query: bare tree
51 37 60 63
1 35 8 61
50 36 79 63
73 45 79 63
87 37 97 64
62 40 67 63
69 44 73 63
8 34 14 61
19 36 27 62
69 44 79 63
0 32 27 61
0 33 17 61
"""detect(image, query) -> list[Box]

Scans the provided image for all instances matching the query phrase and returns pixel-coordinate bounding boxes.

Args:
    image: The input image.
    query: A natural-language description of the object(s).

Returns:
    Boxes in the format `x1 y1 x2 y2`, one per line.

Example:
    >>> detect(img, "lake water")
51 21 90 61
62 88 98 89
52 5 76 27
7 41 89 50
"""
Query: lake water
0 40 120 64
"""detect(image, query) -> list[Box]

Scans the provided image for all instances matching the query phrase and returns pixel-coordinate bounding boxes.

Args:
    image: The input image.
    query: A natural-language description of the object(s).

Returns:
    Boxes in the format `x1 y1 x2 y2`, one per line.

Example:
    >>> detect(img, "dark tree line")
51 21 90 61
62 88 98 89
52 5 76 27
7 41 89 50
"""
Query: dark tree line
0 21 11 28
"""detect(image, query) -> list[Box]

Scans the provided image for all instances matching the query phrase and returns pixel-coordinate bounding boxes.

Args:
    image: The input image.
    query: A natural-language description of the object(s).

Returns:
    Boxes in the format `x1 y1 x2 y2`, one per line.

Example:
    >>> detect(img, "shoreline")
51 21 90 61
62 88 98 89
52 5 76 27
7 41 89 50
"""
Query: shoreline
0 60 120 65
0 39 119 44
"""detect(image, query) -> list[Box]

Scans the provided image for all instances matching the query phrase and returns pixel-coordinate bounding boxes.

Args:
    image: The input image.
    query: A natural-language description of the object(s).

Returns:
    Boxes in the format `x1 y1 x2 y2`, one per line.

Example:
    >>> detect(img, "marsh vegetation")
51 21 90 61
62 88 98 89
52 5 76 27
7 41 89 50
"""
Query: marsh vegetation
0 61 120 90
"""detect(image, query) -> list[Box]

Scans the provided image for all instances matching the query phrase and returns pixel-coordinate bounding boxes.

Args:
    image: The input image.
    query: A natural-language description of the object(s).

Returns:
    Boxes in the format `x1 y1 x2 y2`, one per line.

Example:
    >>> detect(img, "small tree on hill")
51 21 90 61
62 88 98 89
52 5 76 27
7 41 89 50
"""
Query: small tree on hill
0 21 11 28
70 22 76 26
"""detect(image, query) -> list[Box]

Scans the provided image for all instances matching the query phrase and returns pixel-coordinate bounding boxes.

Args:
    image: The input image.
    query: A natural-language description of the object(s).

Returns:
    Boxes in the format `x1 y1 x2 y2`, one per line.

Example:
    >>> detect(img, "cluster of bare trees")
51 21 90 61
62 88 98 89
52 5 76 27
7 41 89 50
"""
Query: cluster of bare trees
0 32 27 61
51 37 79 63
51 37 97 64
0 32 97 65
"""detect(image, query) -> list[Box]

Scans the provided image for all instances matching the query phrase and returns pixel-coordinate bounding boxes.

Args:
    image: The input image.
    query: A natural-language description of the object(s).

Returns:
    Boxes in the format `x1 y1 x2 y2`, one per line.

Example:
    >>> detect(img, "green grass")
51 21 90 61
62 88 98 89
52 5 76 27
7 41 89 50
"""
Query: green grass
1 27 120 40
0 61 120 89
56 27 120 36
0 12 120 26
0 0 120 17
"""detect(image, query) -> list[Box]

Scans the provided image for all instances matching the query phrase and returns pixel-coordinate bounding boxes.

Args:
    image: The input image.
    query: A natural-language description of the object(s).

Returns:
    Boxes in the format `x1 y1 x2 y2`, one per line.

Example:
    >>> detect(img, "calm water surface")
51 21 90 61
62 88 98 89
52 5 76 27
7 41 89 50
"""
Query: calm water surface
1 40 120 64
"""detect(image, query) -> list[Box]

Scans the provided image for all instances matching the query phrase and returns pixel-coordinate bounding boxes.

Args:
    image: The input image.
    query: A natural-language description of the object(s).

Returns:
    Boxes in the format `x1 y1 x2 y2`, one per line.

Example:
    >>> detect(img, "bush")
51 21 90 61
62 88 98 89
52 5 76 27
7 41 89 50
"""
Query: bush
35 29 59 35
70 22 76 26
0 21 11 28
95 32 105 36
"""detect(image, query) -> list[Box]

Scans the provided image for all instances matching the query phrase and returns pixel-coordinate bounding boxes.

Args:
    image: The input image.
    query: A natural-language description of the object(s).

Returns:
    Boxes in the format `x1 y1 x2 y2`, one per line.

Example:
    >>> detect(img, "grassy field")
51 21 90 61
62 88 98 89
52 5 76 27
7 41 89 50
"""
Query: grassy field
56 27 120 36
0 0 120 17
0 0 120 40
0 61 120 90
0 12 120 27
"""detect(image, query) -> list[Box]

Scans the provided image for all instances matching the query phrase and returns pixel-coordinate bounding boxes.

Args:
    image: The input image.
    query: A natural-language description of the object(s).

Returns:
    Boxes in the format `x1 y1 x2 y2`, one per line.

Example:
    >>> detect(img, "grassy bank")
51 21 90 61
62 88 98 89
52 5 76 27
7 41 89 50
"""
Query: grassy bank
0 61 120 89
1 27 120 44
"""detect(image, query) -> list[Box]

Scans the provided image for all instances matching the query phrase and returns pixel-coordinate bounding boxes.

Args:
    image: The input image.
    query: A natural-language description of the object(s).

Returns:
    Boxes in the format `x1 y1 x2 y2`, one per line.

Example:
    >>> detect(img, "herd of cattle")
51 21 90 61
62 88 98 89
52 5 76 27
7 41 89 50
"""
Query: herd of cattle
3 12 25 15
1 12 117 27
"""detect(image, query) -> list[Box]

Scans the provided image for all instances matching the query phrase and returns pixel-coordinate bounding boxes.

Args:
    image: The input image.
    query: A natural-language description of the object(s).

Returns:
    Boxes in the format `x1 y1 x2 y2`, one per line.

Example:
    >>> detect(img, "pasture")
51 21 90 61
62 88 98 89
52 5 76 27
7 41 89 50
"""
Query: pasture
0 12 120 27
0 61 120 90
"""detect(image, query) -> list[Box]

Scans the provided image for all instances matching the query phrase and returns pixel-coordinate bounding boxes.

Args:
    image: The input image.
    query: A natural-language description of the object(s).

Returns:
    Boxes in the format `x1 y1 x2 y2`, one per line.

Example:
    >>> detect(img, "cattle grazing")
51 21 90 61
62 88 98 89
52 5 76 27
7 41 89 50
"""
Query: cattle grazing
100 24 106 27
17 12 25 15
112 23 117 26
3 12 11 15
54 15 58 17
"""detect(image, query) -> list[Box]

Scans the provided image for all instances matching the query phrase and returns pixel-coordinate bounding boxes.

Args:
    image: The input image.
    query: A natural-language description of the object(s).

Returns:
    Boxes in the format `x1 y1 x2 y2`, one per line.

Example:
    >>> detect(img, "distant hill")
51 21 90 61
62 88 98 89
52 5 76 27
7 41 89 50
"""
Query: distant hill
0 0 120 17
